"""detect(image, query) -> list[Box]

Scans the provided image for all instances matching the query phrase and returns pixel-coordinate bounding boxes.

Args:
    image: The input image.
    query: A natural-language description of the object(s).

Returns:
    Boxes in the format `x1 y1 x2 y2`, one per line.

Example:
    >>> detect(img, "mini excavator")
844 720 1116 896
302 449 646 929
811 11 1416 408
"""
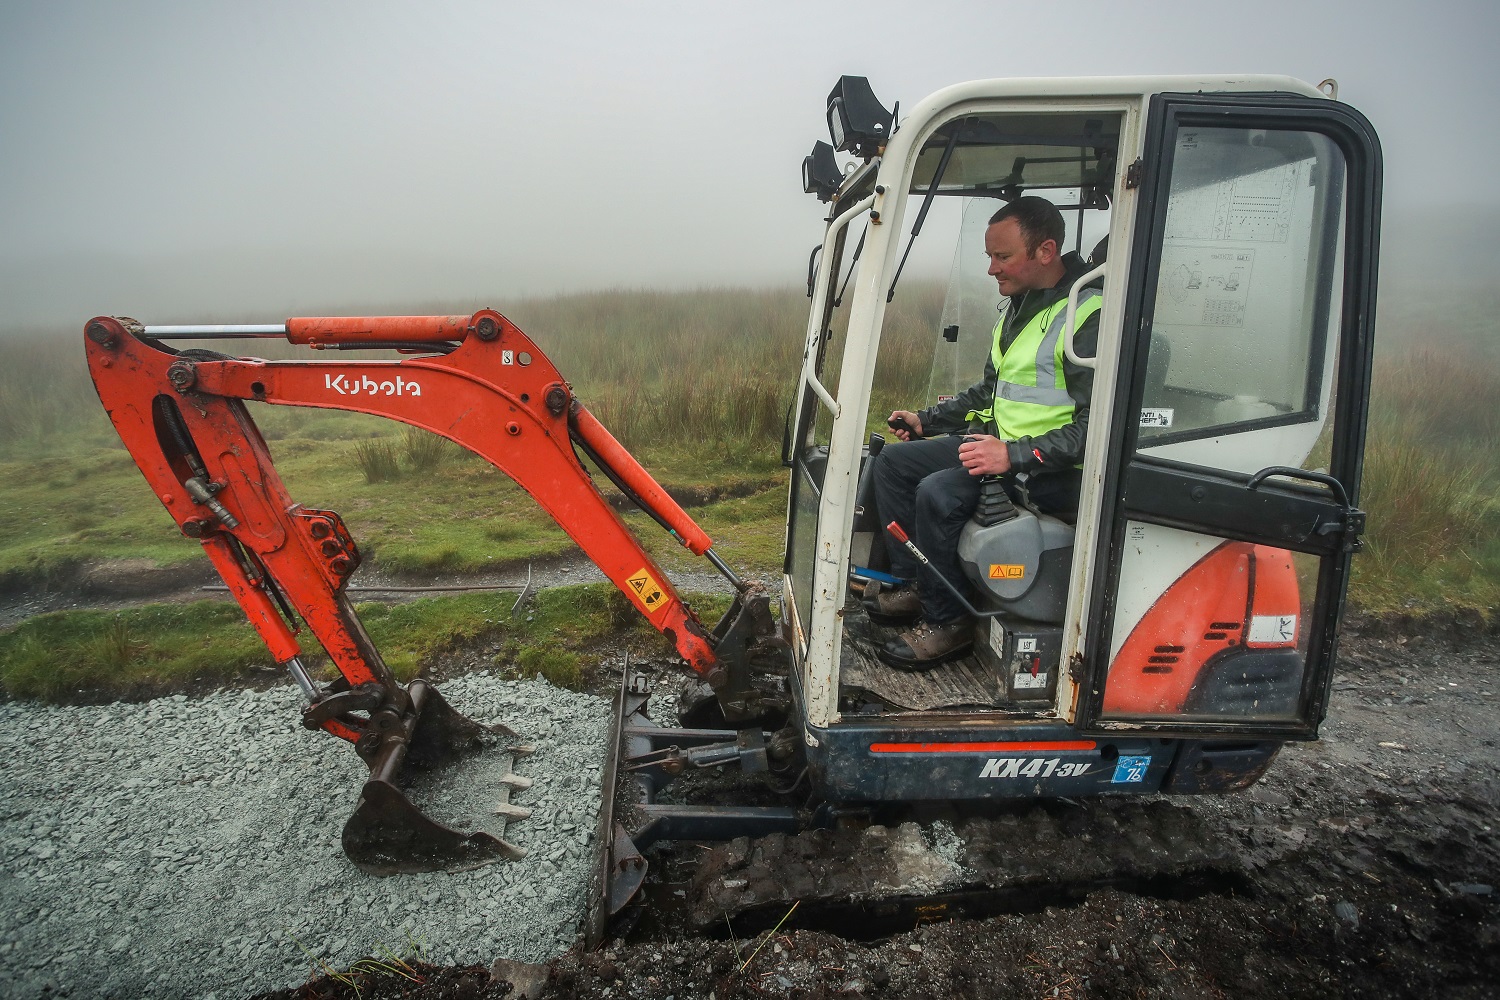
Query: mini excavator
86 74 1381 931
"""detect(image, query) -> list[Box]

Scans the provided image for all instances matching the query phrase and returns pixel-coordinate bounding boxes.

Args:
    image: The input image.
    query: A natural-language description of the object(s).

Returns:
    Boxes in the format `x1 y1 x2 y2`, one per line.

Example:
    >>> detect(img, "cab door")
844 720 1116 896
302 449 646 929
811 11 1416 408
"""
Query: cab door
1077 93 1381 738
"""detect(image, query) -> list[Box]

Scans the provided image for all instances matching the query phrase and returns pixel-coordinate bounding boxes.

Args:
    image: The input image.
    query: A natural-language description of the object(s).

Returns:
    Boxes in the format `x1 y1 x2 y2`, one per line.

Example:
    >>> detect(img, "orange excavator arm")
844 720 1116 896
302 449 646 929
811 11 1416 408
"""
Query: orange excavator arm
84 310 732 691
82 309 773 872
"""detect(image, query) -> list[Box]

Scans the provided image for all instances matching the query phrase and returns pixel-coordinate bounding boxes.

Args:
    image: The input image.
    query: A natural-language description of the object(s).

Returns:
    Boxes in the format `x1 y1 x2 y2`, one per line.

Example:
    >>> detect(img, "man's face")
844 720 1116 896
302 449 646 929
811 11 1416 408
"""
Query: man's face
985 218 1058 296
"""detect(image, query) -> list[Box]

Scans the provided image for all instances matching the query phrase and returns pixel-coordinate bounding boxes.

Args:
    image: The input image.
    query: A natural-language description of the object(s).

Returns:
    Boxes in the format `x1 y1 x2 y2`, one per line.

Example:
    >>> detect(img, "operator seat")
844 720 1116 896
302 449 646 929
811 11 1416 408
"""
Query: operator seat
953 239 1113 624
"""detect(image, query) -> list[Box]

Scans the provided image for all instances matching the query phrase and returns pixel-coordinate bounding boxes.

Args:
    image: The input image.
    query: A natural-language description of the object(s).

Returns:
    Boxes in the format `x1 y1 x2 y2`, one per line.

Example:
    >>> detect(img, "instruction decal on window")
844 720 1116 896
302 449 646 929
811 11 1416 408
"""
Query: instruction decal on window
1155 246 1258 328
1140 408 1174 428
626 567 667 614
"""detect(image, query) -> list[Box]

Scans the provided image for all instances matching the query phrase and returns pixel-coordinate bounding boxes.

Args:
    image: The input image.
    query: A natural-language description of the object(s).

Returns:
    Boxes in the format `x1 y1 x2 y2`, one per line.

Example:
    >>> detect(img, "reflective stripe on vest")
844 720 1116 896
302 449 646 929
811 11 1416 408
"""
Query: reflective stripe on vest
968 289 1103 440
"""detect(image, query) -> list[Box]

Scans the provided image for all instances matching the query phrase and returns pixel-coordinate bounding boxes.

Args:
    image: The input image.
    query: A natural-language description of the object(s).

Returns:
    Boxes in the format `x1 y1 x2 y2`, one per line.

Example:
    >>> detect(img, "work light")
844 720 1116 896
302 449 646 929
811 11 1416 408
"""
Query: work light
826 76 893 159
802 141 842 202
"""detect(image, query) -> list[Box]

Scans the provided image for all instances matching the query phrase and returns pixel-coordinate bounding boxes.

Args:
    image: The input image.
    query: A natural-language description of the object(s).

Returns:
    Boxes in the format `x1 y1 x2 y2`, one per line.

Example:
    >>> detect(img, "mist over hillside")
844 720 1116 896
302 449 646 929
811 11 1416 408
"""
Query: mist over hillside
1 204 1494 348
1379 204 1500 288
1375 204 1499 357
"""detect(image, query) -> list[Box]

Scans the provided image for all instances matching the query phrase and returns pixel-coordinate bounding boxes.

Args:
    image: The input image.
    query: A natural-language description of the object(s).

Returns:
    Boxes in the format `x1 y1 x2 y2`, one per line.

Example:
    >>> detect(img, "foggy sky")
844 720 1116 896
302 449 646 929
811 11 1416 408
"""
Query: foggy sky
2 0 1496 331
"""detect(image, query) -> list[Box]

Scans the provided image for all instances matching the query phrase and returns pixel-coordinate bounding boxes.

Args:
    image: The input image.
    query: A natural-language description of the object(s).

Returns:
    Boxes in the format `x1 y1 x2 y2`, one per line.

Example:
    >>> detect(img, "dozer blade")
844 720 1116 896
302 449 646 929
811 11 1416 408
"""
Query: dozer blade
343 679 533 876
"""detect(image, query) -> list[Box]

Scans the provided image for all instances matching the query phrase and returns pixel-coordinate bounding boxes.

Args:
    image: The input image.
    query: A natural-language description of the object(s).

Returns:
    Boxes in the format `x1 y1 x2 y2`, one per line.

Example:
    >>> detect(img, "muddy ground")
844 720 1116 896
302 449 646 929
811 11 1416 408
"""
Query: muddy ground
233 613 1500 1000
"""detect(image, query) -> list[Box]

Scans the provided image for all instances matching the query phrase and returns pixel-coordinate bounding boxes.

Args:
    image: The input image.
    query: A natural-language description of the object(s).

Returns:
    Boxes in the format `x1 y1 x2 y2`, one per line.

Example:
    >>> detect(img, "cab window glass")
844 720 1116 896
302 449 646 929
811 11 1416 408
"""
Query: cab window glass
1139 127 1346 455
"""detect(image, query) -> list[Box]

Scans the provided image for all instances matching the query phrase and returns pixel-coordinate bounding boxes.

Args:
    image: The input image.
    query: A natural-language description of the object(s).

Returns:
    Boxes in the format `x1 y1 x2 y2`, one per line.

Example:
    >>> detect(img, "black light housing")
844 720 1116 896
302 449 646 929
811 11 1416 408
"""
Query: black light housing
826 75 893 159
801 140 842 202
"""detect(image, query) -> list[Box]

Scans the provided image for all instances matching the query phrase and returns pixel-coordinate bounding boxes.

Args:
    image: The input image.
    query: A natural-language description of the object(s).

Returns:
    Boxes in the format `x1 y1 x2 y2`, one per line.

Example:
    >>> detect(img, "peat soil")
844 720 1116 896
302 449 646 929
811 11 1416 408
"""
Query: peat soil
252 614 1500 1000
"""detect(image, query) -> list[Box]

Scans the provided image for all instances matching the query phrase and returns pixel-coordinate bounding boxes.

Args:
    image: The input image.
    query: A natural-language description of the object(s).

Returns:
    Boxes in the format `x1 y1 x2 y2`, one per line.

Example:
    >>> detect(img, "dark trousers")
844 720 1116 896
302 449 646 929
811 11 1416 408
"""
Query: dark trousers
872 436 1081 624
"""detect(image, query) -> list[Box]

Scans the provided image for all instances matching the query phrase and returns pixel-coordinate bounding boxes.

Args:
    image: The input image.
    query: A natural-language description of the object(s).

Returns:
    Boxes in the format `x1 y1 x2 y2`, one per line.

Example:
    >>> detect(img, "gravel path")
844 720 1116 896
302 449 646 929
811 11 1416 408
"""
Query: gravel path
0 674 611 998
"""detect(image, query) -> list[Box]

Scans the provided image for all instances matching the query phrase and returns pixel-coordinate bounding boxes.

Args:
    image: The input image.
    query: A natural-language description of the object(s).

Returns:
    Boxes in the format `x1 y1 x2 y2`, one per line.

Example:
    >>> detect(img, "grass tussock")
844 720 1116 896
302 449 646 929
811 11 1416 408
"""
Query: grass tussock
353 439 401 483
401 426 461 472
351 429 463 483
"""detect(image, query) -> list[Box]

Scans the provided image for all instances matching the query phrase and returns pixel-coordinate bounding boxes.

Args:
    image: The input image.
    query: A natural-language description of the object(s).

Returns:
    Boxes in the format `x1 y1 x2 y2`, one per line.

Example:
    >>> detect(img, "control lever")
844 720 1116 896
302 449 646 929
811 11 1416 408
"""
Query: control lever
884 521 1004 619
886 416 923 439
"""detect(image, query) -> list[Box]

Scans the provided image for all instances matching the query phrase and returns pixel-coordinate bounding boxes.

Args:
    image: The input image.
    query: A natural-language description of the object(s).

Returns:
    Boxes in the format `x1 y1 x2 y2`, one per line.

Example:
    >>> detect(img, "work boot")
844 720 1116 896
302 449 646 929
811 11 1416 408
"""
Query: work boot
862 585 921 627
877 618 974 672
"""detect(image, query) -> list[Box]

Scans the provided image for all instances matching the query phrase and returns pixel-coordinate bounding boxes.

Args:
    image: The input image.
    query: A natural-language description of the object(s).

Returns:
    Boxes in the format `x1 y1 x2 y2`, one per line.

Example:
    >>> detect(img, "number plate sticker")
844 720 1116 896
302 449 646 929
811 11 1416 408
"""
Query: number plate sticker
1112 756 1151 783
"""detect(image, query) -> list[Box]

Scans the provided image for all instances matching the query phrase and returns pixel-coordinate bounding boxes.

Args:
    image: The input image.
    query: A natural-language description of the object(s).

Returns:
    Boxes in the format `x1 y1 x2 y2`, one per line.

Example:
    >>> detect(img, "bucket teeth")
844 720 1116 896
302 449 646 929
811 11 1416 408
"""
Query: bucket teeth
342 680 536 875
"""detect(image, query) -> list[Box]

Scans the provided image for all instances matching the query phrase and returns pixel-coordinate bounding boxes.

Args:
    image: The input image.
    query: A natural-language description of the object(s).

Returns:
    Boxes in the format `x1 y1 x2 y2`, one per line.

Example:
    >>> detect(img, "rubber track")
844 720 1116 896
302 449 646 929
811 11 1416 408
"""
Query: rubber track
687 799 1240 933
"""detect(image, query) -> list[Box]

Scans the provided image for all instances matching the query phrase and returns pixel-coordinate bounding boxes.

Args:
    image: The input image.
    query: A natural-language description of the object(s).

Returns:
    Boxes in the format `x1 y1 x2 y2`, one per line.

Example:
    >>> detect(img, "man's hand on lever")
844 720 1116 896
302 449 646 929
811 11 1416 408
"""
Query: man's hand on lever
958 434 1011 476
887 410 924 442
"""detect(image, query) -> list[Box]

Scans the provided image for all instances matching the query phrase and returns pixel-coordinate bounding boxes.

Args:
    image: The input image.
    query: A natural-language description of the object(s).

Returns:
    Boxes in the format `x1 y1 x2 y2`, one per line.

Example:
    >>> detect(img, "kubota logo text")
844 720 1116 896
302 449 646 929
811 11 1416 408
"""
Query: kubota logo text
325 374 422 397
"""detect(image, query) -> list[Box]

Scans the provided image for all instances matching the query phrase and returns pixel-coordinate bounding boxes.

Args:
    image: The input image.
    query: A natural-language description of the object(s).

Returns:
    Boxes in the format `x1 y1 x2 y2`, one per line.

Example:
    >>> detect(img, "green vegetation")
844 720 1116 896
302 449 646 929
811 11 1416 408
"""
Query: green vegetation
0 582 730 700
0 283 945 587
1350 348 1500 615
0 284 1496 703
0 602 273 699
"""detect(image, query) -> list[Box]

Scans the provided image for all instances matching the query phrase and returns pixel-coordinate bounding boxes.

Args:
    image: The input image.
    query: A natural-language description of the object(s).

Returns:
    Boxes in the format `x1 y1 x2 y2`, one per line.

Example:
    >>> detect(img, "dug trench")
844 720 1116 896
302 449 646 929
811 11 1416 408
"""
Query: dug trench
261 615 1499 999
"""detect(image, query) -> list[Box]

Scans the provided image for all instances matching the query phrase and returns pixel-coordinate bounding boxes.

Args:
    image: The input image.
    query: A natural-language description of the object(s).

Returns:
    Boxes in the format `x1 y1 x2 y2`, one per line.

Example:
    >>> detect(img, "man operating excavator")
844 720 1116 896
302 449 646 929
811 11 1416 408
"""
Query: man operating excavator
867 196 1104 670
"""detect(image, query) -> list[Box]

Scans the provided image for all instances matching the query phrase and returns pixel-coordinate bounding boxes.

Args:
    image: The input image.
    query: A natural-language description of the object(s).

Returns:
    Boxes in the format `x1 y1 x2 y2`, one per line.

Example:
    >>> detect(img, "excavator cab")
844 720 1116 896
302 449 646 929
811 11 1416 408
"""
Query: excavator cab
785 75 1380 802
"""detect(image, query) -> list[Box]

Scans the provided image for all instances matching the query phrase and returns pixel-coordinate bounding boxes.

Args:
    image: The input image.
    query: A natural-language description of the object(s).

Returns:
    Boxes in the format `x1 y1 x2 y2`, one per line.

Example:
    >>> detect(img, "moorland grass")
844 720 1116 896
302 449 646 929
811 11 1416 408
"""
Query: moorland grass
1350 349 1500 613
0 285 933 585
0 582 730 700
0 284 1495 704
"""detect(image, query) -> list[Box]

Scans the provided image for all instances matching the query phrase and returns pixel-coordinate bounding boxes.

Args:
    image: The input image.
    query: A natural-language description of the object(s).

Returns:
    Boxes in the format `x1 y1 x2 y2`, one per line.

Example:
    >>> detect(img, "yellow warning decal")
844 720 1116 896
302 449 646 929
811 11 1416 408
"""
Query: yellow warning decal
989 564 1025 580
625 567 668 614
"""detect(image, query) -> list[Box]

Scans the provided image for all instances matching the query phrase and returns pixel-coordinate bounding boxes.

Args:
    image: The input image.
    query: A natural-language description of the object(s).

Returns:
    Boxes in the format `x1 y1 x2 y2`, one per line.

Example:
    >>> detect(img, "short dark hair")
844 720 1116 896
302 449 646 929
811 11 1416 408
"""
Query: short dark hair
989 197 1066 256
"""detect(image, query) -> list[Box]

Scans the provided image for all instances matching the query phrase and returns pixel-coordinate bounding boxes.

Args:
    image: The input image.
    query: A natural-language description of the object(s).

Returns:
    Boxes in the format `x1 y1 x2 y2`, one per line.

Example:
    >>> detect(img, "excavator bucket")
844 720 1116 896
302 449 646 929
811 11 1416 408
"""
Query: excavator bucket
343 680 534 876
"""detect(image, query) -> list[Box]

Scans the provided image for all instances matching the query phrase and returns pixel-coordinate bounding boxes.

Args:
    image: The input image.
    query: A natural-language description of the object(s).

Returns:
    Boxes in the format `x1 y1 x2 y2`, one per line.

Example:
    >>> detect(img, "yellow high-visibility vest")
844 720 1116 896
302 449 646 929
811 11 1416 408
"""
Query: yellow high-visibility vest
968 290 1103 442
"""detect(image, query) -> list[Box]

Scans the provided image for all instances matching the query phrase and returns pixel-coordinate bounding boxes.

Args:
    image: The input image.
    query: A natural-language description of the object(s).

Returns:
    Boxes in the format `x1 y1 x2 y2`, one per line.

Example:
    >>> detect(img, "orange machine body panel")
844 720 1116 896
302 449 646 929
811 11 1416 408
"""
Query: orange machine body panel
1103 542 1302 716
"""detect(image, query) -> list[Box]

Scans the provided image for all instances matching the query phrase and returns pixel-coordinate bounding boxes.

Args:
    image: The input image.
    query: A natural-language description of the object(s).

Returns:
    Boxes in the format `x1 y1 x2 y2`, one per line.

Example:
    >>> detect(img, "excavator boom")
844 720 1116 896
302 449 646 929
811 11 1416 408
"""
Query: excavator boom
82 309 760 871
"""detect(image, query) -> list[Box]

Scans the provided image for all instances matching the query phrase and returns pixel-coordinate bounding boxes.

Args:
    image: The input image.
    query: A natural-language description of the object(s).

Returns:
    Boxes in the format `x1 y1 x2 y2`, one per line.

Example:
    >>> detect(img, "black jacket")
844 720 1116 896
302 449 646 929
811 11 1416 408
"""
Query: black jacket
915 251 1101 474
